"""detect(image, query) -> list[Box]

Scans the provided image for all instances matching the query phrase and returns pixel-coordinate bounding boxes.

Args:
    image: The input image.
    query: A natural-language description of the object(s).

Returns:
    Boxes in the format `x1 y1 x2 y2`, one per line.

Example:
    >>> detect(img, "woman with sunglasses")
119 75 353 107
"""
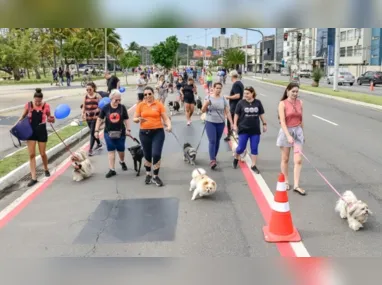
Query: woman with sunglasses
95 90 130 178
133 86 172 187
82 82 103 156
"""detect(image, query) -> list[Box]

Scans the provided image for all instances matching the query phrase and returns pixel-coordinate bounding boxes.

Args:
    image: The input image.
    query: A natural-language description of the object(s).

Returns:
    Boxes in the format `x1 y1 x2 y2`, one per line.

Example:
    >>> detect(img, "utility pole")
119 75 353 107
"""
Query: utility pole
245 30 248 73
104 28 107 71
204 29 208 67
333 28 340 91
186 35 191 66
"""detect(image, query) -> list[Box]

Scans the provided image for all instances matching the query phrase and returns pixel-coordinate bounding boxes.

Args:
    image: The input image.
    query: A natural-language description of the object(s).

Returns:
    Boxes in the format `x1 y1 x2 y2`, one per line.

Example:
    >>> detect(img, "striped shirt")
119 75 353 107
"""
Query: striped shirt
84 94 101 120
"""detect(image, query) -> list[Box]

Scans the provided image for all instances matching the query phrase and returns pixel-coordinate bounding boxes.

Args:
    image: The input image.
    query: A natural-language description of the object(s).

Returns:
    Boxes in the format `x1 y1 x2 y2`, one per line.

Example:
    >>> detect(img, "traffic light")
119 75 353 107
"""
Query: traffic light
221 28 226 35
284 33 288 41
297 33 302 42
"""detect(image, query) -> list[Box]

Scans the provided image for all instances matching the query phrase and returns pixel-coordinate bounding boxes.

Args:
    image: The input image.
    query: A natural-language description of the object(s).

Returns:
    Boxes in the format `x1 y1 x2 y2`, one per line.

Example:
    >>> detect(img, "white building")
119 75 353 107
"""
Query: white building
212 36 230 50
230 33 243 48
283 28 316 69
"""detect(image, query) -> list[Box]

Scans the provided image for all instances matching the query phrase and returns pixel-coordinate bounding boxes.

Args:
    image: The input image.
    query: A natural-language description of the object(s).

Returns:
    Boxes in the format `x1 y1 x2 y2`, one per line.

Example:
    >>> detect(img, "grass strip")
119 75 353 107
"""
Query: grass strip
263 79 382 106
0 124 87 177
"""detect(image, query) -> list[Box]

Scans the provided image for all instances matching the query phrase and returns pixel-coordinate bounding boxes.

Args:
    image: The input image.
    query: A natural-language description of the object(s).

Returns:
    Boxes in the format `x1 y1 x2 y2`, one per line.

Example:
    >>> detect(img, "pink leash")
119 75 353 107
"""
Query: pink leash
293 144 348 203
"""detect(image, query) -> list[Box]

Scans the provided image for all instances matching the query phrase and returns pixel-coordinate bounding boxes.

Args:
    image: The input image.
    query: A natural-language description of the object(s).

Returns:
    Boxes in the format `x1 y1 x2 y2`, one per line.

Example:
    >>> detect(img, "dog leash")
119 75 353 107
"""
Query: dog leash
293 144 348 204
50 123 75 156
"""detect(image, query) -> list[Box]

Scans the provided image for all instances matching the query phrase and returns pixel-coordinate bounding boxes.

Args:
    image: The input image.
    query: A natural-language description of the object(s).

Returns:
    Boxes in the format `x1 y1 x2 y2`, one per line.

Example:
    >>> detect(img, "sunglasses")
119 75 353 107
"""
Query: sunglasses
144 93 153 96
114 99 121 102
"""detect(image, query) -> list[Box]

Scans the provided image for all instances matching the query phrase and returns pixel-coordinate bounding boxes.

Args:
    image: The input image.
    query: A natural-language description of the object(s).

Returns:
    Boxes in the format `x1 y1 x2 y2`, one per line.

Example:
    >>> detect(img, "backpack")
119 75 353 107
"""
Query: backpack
9 101 43 147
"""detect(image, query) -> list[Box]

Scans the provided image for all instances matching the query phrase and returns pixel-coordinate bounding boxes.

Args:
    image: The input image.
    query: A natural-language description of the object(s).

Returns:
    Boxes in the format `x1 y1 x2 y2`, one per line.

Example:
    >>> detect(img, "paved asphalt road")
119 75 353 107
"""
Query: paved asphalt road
256 73 382 96
0 78 381 264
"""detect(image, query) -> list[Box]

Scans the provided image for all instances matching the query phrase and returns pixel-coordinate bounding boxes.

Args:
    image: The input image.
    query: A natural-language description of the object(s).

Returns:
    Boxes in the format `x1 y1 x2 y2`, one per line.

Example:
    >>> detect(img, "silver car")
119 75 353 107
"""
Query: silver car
327 72 355 86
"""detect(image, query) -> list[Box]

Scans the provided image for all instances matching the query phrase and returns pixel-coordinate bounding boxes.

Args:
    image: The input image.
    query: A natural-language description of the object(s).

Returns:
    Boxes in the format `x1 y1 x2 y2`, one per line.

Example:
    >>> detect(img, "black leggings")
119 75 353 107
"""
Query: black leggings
139 128 165 176
226 107 235 135
87 120 101 150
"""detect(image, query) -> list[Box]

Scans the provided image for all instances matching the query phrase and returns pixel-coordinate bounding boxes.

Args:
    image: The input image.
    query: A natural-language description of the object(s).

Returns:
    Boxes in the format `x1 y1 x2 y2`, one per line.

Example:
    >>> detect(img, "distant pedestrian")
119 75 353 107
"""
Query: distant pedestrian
105 71 120 94
206 70 213 91
224 71 244 141
14 88 55 187
137 72 148 103
180 77 197 126
95 90 130 178
201 82 233 170
65 68 71 86
277 82 305 195
232 86 267 173
81 82 103 156
156 75 169 104
58 67 64 86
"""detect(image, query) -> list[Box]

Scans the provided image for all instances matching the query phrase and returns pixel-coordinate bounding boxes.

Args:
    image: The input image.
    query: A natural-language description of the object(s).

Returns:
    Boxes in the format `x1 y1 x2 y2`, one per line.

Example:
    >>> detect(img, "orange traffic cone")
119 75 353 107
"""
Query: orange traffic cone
370 81 374 91
263 173 302 242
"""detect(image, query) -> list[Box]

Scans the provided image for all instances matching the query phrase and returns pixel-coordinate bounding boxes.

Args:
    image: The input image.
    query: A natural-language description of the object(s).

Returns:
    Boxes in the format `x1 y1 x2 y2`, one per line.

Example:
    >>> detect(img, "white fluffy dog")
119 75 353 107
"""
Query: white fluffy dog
335 190 372 231
71 150 94 182
189 168 217 200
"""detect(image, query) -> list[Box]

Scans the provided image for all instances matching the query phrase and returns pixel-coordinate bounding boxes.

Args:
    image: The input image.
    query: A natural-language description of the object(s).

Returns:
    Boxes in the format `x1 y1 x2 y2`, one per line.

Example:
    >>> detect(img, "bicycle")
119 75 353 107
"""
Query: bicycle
81 75 92 87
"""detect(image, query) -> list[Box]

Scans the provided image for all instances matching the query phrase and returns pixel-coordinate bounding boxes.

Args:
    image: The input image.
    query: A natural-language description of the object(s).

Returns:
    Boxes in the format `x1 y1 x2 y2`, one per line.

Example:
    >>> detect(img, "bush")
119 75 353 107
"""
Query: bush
312 68 324 84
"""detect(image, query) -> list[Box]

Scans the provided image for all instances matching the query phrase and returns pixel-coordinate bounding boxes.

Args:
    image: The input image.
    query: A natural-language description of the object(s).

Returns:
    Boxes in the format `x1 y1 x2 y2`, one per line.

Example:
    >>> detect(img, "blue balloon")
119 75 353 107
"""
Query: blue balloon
119 87 126 93
54 104 71 119
98 97 111 109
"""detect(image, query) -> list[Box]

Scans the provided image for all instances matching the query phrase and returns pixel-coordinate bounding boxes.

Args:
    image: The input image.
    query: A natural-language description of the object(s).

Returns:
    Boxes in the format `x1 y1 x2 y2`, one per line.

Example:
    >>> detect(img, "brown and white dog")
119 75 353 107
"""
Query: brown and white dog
189 168 217 200
71 150 94 182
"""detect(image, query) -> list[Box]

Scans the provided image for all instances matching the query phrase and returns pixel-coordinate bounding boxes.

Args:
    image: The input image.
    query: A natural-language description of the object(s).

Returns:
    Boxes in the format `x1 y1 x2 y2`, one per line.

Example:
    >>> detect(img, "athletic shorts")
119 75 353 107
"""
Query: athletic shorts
104 133 126 152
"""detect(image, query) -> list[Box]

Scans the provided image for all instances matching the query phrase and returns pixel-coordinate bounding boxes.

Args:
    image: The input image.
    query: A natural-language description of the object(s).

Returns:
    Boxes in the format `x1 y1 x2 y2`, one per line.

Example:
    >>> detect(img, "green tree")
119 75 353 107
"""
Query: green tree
222 48 245 69
150 35 180 69
0 29 40 80
127 41 140 52
120 51 141 69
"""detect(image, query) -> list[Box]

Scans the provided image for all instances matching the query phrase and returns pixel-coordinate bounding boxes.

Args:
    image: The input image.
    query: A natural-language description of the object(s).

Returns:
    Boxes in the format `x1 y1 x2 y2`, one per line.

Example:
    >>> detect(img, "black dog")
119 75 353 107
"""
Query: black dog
168 101 180 115
127 138 144 176
195 96 202 115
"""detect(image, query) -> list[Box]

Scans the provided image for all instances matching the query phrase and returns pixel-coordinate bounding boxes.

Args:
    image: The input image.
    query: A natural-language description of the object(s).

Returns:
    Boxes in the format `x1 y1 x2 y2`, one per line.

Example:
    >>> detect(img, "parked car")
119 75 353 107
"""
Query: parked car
327 72 355 86
357 71 382 86
297 69 311 78
280 68 290 76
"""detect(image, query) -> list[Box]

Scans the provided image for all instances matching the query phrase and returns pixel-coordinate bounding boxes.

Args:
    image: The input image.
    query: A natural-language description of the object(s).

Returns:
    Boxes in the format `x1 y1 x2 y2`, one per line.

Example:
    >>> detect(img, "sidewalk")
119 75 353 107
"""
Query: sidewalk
0 83 280 258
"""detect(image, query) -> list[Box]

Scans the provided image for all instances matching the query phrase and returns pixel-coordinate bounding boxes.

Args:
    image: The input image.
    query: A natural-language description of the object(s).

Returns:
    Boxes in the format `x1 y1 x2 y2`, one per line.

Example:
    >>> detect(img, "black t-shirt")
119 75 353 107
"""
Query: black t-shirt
176 81 185 90
99 103 129 133
235 99 264 135
107 75 120 92
182 84 195 99
229 80 244 109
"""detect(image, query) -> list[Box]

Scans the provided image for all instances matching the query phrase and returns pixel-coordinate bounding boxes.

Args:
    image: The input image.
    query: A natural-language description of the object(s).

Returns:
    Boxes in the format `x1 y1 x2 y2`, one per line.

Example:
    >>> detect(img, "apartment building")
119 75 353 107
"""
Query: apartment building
212 35 230 50
229 33 243 48
283 28 316 69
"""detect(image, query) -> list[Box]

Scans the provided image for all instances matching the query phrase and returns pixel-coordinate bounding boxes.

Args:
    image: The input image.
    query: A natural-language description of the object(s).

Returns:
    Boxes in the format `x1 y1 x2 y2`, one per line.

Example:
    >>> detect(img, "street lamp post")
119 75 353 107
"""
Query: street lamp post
245 30 248 73
241 28 265 80
333 28 340 91
186 35 191 66
104 28 107 72
204 29 208 66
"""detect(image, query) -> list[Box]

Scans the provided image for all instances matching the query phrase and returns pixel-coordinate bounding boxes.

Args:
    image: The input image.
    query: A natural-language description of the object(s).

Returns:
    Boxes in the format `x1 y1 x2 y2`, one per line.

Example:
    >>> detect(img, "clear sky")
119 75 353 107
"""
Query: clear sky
116 28 276 48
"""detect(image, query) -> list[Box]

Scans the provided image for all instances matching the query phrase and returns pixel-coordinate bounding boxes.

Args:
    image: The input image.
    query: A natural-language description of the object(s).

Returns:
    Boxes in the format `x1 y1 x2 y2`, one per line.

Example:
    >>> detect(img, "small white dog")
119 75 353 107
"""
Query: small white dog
189 168 217 200
335 190 372 231
71 150 94 182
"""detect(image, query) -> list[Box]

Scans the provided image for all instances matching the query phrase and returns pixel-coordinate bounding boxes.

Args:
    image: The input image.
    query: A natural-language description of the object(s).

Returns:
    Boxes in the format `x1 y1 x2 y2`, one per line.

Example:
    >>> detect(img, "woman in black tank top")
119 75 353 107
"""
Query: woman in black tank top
180 78 197 126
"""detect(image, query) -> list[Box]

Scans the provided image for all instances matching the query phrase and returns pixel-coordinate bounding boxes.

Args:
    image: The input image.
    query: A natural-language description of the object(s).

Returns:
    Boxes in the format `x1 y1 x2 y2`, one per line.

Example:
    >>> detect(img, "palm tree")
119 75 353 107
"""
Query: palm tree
222 48 245 69
128 41 140 52
49 28 80 68
92 28 122 71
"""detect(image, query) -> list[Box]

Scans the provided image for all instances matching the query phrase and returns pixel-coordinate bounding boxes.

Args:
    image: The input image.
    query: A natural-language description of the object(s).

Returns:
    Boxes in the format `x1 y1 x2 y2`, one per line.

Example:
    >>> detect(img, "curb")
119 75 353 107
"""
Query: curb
0 126 90 192
0 92 84 114
251 77 382 111
0 95 63 114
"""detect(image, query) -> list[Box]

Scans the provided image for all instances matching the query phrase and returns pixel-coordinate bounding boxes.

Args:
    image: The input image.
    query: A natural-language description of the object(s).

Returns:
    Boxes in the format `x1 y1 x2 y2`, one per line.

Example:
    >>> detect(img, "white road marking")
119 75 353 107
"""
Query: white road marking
259 93 267 97
312 114 338 126
229 138 311 257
